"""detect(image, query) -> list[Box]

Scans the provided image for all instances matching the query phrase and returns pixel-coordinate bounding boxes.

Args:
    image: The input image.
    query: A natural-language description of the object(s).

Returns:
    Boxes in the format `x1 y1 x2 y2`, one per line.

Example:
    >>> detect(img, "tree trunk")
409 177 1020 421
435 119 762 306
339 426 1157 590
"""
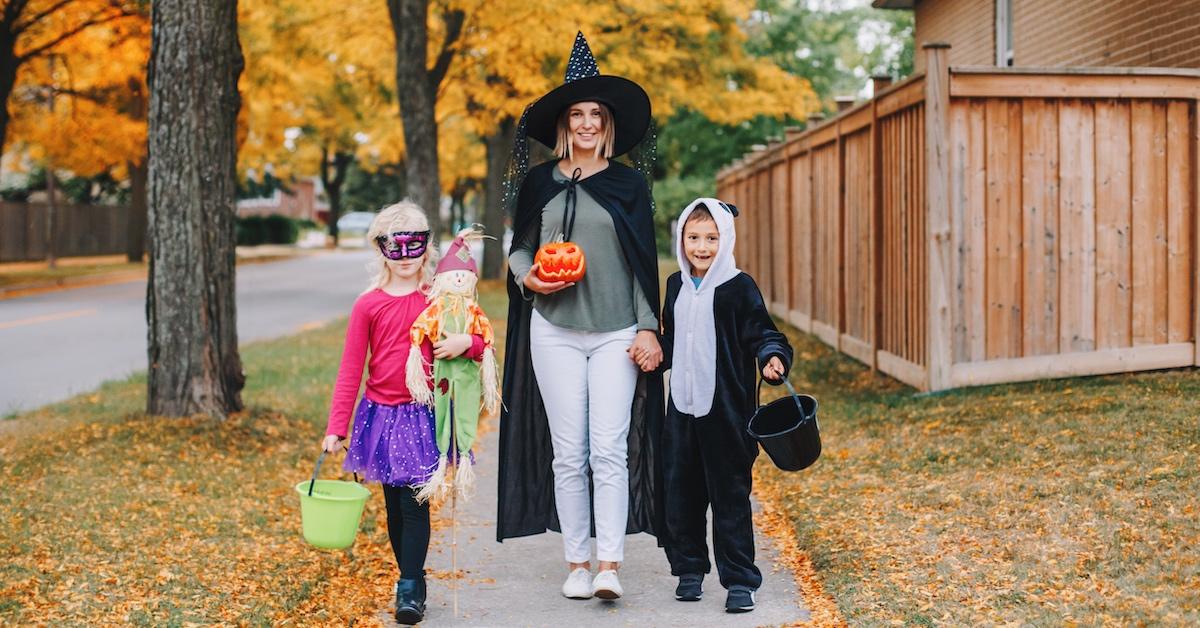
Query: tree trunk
481 117 516 279
126 158 148 261
0 27 21 166
44 166 57 268
320 148 352 245
387 0 463 241
146 0 245 418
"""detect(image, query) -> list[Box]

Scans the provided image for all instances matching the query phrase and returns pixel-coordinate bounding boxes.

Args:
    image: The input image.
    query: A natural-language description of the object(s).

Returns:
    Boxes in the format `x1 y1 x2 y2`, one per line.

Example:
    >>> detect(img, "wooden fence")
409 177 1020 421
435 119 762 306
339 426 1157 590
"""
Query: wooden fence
0 202 129 262
717 44 1200 391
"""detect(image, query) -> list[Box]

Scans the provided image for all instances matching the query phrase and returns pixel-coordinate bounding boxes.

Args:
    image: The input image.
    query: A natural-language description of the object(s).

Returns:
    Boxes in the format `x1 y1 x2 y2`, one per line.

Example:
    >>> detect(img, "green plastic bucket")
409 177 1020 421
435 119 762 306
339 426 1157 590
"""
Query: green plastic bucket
295 452 371 549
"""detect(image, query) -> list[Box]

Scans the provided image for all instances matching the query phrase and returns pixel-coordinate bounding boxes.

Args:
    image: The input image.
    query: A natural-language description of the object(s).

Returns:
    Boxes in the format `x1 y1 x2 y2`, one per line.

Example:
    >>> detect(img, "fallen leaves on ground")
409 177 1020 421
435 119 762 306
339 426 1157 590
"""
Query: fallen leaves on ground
752 323 1200 625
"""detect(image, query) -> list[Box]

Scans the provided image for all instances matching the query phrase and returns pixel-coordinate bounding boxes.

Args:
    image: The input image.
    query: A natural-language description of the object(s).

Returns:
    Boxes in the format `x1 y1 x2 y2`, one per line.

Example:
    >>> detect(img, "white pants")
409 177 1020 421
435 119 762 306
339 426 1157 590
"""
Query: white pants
529 309 639 563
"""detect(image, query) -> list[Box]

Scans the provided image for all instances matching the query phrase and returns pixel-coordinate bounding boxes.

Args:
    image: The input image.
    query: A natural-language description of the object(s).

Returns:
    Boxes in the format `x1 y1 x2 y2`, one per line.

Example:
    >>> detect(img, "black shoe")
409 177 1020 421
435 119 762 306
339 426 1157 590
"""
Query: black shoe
675 573 703 601
394 578 426 625
725 585 756 613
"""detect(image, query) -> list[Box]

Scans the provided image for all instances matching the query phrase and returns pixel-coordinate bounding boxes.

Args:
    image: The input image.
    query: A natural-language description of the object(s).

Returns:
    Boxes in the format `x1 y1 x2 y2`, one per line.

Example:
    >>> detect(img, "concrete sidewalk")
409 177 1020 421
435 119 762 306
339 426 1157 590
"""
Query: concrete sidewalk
382 425 811 627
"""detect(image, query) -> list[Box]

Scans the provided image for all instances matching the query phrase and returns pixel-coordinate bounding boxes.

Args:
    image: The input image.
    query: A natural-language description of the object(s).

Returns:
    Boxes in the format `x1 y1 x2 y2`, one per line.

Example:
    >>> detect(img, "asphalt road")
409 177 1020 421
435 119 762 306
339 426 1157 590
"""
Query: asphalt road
0 249 374 414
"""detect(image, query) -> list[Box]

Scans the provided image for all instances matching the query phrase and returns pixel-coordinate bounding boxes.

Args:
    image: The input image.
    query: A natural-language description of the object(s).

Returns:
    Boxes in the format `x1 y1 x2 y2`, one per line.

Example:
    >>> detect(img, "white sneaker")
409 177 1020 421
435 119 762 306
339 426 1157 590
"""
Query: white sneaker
592 569 623 600
561 567 593 599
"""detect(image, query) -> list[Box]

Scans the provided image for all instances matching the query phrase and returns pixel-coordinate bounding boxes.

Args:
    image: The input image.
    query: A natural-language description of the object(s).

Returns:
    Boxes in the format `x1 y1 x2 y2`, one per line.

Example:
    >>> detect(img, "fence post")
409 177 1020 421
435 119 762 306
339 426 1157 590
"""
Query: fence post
1193 97 1200 366
870 85 882 371
924 42 953 391
836 118 845 353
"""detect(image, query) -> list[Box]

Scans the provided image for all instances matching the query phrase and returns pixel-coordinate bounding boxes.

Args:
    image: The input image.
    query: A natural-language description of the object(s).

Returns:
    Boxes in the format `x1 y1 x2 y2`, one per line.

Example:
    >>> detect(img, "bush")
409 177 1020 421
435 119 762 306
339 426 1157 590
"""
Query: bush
263 214 299 244
237 214 303 245
237 215 268 246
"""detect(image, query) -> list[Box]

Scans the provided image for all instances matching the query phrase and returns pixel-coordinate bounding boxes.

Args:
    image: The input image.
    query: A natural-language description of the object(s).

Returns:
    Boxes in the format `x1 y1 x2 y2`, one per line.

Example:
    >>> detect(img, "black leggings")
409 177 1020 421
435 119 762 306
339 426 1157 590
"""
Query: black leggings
381 484 430 579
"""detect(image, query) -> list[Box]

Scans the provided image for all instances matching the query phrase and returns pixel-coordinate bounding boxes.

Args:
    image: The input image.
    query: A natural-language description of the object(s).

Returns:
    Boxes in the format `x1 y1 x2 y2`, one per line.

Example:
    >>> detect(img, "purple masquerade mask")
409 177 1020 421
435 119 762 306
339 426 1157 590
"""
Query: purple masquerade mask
376 230 430 260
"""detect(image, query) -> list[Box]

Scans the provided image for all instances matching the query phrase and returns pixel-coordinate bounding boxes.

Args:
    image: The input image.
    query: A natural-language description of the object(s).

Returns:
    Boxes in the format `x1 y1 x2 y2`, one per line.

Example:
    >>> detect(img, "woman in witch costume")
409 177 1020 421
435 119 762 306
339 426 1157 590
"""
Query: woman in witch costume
497 31 665 602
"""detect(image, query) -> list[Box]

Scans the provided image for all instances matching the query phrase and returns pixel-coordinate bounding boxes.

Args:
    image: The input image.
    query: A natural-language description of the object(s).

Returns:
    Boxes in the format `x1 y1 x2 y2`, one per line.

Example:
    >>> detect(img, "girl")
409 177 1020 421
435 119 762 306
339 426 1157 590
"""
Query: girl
321 202 486 625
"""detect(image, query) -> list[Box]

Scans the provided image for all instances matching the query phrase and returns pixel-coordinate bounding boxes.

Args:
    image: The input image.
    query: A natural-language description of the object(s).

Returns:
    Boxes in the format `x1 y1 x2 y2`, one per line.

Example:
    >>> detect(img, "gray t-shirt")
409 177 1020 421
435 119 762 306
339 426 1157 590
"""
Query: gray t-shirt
509 165 657 333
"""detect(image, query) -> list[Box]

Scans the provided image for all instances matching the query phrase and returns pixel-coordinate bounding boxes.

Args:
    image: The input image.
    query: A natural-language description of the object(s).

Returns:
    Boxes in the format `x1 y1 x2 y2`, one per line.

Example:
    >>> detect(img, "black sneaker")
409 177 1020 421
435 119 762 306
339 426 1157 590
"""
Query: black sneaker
725 585 756 613
675 573 703 601
394 578 426 625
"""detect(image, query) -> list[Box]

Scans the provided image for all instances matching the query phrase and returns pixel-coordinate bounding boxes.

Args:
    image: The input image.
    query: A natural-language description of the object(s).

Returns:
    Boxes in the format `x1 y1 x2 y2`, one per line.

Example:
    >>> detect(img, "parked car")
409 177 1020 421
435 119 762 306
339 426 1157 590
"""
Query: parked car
336 211 376 246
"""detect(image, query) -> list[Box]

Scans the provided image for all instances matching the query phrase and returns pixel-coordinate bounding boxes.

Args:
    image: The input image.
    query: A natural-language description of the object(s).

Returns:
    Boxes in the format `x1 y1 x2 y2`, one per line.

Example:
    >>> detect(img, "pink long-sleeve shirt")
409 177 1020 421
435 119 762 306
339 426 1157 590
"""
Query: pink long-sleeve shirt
325 289 484 438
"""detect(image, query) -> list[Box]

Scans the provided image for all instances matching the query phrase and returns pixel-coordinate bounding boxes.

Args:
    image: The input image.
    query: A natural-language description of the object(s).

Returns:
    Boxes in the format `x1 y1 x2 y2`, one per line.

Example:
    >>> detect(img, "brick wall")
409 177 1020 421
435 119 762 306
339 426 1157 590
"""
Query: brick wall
1013 0 1200 68
906 0 1200 71
913 0 995 72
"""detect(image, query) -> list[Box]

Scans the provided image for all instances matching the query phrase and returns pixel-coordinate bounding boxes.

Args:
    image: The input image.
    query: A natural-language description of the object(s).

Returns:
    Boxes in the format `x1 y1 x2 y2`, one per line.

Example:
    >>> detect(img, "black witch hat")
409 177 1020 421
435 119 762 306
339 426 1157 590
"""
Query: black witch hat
502 32 657 216
524 32 652 158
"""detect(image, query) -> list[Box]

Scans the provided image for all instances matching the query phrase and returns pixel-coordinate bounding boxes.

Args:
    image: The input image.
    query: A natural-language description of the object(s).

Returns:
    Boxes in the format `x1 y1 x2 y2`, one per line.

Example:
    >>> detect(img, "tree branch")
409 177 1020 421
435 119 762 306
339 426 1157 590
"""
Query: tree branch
18 9 137 61
3 0 32 34
427 7 463 91
13 0 76 35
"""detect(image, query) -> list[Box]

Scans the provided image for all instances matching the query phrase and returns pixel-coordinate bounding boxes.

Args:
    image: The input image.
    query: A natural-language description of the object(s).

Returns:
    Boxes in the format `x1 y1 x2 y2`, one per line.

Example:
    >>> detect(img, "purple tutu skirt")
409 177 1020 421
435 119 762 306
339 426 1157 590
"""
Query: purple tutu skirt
343 398 439 487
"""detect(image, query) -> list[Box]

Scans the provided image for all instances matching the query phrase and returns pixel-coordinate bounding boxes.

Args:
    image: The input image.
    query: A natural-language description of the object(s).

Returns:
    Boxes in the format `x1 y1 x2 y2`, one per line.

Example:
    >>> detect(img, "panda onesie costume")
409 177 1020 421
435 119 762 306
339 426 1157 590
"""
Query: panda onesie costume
660 198 794 598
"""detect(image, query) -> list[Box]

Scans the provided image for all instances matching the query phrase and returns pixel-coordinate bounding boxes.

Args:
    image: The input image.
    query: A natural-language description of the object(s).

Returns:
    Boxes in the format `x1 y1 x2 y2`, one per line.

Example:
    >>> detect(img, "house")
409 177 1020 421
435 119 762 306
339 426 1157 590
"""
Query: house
717 2 1200 392
874 0 1200 71
236 177 329 223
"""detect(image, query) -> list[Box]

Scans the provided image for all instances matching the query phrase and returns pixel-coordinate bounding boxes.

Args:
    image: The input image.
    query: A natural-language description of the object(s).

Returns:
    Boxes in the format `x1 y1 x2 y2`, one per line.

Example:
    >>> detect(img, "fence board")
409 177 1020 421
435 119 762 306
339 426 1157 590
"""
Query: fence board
985 99 1023 359
759 167 773 302
843 129 872 342
790 152 813 324
1166 101 1192 343
1131 101 1168 345
813 143 840 331
950 100 989 362
1059 99 1097 352
1095 100 1133 349
1020 99 1060 356
772 160 791 310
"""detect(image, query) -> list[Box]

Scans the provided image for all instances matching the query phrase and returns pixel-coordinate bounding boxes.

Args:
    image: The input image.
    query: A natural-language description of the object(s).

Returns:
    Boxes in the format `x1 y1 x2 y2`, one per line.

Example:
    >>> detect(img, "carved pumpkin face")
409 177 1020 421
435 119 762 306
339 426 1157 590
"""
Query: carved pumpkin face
535 241 586 283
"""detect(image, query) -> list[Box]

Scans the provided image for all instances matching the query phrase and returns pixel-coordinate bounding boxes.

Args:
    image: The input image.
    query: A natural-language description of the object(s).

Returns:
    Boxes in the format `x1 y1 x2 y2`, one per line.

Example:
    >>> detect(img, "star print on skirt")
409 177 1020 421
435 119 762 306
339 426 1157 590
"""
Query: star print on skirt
342 398 441 487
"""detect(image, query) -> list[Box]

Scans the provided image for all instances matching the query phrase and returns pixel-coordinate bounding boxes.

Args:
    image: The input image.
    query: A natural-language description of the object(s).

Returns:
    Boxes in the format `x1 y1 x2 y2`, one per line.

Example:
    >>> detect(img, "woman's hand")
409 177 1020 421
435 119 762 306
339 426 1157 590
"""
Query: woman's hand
628 330 663 372
761 356 785 383
433 333 473 359
523 262 575 295
322 434 342 453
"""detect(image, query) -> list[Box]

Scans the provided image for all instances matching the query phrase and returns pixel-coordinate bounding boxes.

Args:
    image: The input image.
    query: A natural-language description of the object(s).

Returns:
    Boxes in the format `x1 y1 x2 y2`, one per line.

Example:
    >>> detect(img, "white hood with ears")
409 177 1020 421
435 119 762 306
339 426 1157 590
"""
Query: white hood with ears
671 197 741 417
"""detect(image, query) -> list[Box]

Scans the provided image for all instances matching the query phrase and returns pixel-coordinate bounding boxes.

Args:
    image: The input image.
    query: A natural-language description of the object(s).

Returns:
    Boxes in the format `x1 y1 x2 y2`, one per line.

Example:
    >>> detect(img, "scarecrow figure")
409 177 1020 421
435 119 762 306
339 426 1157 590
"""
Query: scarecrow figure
406 227 501 502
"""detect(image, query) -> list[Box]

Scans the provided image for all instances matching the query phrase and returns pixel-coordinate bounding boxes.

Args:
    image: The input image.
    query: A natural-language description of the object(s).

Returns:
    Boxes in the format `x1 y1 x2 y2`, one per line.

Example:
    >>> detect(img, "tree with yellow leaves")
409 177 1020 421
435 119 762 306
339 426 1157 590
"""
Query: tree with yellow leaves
239 0 401 244
438 0 816 277
0 0 144 162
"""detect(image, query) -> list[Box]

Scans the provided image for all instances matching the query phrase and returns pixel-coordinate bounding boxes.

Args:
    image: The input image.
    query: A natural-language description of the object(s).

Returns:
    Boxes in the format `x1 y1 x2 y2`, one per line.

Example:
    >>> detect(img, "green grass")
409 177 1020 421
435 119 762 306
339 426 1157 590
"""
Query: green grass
0 260 145 288
758 323 1200 625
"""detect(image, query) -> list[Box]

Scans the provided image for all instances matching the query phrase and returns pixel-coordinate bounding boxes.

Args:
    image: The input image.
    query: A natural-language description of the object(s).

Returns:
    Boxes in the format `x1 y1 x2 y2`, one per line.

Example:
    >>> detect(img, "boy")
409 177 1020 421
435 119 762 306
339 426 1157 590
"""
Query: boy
658 198 793 613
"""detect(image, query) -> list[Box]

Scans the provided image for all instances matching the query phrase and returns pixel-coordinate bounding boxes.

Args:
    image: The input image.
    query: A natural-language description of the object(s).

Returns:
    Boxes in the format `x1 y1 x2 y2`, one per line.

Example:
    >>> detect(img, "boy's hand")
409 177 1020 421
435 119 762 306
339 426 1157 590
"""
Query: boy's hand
433 333 473 359
762 356 785 383
628 330 663 372
322 434 342 453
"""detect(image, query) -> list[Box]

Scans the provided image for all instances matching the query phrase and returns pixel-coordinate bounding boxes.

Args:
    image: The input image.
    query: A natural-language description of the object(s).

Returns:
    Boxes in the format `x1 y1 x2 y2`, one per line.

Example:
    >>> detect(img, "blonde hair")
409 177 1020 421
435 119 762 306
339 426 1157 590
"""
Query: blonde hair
554 101 615 162
364 200 439 294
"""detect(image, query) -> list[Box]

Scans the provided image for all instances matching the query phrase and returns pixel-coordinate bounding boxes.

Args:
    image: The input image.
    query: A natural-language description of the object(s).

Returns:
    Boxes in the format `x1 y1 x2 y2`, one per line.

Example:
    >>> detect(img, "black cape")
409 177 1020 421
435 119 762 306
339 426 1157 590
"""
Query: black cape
496 160 664 542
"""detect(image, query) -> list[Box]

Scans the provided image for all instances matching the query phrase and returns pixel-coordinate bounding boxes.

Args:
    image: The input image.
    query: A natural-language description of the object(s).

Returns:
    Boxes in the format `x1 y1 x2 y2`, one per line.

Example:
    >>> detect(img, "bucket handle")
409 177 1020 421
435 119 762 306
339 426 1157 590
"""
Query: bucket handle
757 376 811 420
307 447 361 497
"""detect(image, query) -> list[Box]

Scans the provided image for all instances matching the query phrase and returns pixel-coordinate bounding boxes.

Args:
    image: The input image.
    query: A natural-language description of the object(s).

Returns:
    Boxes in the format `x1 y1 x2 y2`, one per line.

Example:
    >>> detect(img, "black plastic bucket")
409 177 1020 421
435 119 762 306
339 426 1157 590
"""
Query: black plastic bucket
747 379 820 472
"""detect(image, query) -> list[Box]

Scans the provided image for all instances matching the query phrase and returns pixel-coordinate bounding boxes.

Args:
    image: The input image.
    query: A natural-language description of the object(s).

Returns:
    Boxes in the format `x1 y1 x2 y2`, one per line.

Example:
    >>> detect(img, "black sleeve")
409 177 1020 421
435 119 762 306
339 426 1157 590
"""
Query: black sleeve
658 273 680 373
738 275 793 382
